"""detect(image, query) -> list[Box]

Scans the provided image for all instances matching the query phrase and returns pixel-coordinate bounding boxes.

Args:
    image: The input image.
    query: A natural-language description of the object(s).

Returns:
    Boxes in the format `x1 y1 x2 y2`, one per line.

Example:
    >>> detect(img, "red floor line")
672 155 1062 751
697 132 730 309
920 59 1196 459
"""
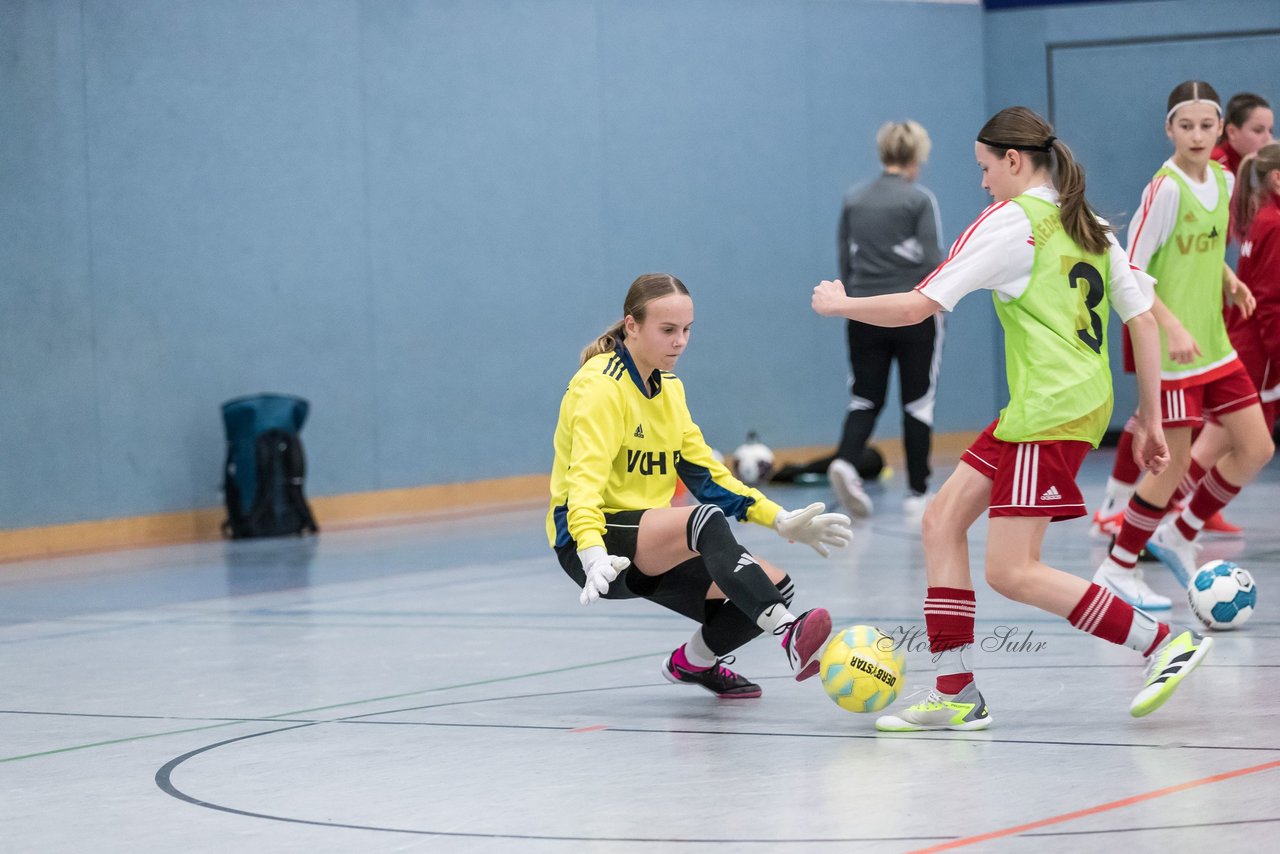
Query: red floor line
569 725 608 733
907 758 1280 853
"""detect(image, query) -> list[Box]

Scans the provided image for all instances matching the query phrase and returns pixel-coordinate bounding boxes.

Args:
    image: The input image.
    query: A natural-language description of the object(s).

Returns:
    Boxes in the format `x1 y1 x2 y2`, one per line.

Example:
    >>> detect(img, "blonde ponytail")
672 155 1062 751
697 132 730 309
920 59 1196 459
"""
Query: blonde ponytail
579 320 625 366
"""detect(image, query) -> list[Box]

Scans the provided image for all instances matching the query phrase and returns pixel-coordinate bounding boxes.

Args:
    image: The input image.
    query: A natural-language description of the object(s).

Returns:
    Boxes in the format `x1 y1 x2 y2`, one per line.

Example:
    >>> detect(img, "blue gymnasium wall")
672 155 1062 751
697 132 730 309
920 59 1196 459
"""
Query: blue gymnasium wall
2 0 992 528
985 0 1280 426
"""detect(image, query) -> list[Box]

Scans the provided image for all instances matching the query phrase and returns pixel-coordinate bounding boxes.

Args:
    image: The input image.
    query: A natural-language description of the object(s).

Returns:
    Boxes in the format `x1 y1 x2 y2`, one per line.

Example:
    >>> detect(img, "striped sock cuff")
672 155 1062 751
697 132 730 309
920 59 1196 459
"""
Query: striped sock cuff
924 587 976 653
1069 584 1115 634
1068 583 1133 647
1112 494 1165 565
1181 466 1242 537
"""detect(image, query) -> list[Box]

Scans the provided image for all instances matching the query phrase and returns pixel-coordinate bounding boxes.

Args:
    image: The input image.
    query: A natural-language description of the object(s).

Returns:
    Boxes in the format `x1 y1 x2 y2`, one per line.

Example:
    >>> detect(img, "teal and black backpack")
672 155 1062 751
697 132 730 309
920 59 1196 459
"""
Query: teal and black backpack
221 394 319 539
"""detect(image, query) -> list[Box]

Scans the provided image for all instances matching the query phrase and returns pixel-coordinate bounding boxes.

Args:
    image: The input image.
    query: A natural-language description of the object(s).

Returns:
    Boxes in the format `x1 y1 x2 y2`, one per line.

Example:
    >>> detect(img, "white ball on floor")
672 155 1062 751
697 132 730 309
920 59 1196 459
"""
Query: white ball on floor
1187 560 1257 629
732 435 774 486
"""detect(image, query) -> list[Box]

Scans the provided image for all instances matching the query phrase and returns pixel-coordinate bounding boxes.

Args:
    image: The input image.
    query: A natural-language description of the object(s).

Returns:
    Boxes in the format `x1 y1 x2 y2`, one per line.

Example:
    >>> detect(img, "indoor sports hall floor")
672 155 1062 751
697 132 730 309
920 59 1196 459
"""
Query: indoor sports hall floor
3 452 1278 853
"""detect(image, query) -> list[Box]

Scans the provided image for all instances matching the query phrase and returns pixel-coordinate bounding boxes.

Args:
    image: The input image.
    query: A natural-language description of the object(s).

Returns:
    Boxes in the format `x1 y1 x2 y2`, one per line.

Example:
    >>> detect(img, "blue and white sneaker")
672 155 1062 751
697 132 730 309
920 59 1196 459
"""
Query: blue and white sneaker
1144 520 1201 587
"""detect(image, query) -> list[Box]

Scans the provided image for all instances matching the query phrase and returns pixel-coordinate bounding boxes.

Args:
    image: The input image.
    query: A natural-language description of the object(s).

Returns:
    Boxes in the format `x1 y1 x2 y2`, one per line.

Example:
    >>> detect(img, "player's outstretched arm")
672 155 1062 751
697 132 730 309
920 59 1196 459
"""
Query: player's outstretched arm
811 281 941 328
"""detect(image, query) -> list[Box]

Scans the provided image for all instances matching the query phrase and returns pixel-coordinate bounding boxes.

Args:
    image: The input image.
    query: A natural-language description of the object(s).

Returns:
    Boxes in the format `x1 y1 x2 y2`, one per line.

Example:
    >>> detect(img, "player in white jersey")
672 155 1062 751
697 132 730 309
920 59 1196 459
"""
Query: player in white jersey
1095 81 1274 605
814 107 1212 728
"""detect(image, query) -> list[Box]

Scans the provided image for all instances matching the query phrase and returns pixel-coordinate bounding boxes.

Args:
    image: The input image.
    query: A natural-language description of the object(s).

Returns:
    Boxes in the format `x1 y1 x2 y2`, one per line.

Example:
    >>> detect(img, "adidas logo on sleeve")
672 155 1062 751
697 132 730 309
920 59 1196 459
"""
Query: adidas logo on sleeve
1039 485 1062 502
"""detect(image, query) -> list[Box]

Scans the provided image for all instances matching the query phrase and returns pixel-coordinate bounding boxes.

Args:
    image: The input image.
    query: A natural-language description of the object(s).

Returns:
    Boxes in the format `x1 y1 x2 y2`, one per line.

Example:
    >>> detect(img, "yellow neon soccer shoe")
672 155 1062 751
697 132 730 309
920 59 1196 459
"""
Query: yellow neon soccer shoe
1130 629 1214 718
875 682 992 732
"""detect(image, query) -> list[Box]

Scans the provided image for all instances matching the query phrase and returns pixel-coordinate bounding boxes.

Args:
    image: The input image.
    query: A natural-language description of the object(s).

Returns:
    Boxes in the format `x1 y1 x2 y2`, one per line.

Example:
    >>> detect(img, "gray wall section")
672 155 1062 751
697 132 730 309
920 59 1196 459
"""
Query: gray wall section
4 0 1272 527
985 0 1280 426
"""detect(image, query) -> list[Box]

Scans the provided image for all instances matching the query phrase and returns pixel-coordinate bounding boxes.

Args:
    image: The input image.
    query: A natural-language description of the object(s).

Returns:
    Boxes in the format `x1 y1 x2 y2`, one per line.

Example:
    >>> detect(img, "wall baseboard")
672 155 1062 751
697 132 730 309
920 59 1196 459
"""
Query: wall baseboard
0 432 978 563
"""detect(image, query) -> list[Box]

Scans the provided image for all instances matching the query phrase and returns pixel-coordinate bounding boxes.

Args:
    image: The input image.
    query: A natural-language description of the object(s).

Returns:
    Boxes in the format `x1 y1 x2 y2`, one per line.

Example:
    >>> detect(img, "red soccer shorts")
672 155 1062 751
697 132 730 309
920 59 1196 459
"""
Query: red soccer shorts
962 419 1092 521
1162 360 1259 428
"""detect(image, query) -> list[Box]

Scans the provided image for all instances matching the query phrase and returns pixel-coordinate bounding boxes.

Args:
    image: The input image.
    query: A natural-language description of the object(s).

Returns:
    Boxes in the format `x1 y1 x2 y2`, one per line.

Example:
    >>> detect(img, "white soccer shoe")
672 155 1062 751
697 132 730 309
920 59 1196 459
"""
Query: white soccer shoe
1093 558 1172 610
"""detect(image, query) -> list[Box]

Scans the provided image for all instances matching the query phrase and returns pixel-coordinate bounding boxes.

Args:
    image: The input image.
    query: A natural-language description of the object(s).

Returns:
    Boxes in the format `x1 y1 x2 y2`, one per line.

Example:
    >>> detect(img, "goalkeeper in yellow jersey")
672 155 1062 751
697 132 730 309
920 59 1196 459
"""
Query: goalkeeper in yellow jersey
547 273 851 698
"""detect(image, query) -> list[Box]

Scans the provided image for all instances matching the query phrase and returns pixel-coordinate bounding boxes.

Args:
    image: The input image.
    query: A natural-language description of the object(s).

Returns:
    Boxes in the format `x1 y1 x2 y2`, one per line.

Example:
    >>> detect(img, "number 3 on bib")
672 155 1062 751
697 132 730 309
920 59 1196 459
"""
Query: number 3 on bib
1067 260 1105 354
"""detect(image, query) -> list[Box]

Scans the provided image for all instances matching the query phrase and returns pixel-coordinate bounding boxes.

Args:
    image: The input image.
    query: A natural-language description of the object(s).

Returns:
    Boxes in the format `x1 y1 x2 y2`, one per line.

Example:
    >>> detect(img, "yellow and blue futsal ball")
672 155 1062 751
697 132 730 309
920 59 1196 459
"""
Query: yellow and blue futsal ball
819 625 905 713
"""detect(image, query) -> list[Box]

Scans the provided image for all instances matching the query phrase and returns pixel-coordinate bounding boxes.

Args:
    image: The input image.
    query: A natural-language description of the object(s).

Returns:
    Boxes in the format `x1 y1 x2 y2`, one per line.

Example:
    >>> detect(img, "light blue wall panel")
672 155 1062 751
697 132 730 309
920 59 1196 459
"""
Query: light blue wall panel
79 0 375 510
593 1 816 452
360 0 608 486
0 0 99 527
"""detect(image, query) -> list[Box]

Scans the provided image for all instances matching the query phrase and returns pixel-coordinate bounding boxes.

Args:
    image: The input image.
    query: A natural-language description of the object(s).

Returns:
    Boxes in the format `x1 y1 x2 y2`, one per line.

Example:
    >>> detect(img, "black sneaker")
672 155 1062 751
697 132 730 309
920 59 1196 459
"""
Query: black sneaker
662 653 762 698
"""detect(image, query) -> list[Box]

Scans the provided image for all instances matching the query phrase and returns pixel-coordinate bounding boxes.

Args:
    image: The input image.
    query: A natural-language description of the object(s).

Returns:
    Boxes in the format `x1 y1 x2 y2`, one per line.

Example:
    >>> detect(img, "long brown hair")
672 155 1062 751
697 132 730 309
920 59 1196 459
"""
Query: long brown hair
977 106 1110 255
1230 142 1280 243
579 273 690 365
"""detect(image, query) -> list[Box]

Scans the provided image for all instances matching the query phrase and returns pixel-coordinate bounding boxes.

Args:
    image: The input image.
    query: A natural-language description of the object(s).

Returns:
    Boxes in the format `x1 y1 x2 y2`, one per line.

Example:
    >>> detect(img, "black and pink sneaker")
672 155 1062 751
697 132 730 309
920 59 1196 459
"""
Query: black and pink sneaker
662 653 762 698
775 608 832 681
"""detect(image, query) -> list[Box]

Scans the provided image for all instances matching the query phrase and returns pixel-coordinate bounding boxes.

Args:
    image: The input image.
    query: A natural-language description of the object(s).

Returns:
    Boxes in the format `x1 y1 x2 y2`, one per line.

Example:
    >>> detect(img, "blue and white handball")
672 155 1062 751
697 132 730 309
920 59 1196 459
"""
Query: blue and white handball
1187 560 1257 630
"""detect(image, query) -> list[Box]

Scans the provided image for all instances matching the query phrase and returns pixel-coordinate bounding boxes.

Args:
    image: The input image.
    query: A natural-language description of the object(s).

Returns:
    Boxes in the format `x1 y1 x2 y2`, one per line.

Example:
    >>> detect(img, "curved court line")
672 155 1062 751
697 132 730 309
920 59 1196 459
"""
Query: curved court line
155 724 955 845
154 686 1280 845
905 758 1280 853
155 722 1280 844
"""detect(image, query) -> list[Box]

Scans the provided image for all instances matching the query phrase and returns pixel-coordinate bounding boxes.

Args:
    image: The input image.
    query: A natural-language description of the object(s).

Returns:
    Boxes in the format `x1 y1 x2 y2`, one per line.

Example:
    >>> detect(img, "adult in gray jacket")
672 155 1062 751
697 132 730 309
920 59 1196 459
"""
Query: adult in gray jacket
830 120 944 519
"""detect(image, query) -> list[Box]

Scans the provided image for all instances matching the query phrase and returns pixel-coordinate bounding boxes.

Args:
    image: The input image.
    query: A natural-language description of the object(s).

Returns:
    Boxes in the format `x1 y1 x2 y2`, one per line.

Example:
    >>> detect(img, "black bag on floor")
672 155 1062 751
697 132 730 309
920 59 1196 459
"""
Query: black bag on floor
221 394 319 539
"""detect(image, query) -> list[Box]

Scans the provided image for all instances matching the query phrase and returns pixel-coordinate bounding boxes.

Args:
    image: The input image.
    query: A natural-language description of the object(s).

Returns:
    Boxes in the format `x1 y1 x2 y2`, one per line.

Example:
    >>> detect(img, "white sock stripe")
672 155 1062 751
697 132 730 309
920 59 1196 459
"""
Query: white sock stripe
1181 508 1205 530
688 505 709 546
689 504 721 547
1074 588 1103 631
924 602 977 611
924 606 977 617
924 599 977 610
1082 589 1114 634
1123 505 1161 530
1202 475 1236 503
1112 545 1140 564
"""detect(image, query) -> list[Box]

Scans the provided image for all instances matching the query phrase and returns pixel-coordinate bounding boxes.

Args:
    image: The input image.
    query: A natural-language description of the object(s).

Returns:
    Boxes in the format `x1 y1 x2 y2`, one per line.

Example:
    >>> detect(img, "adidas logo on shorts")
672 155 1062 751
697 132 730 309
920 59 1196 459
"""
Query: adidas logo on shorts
1040 485 1062 501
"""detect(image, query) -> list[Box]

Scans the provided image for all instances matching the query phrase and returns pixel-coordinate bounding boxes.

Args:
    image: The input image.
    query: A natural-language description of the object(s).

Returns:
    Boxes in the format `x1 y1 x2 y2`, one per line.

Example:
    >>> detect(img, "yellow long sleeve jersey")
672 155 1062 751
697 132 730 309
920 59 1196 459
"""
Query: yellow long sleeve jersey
547 346 783 552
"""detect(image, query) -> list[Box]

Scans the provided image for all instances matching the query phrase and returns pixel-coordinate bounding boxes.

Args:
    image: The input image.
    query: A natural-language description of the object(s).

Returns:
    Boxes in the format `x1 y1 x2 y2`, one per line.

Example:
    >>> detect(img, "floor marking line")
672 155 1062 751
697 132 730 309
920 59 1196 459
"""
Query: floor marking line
906 758 1280 853
0 651 660 763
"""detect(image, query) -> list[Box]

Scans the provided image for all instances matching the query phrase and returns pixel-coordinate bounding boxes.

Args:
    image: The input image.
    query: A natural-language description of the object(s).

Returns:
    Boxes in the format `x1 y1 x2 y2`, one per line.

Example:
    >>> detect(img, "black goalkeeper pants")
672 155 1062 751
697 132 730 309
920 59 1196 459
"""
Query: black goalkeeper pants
835 315 943 496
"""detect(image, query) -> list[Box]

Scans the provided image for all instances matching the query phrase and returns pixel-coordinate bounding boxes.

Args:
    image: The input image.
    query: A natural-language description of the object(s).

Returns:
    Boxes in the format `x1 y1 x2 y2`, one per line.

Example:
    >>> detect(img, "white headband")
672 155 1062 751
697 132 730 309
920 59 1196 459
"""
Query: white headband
1167 99 1222 123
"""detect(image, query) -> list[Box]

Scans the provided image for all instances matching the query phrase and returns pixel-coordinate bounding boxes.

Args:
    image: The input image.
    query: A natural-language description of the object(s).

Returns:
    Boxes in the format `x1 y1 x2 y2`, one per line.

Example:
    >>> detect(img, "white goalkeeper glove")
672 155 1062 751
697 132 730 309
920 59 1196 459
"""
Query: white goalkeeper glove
578 545 631 605
774 502 852 557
